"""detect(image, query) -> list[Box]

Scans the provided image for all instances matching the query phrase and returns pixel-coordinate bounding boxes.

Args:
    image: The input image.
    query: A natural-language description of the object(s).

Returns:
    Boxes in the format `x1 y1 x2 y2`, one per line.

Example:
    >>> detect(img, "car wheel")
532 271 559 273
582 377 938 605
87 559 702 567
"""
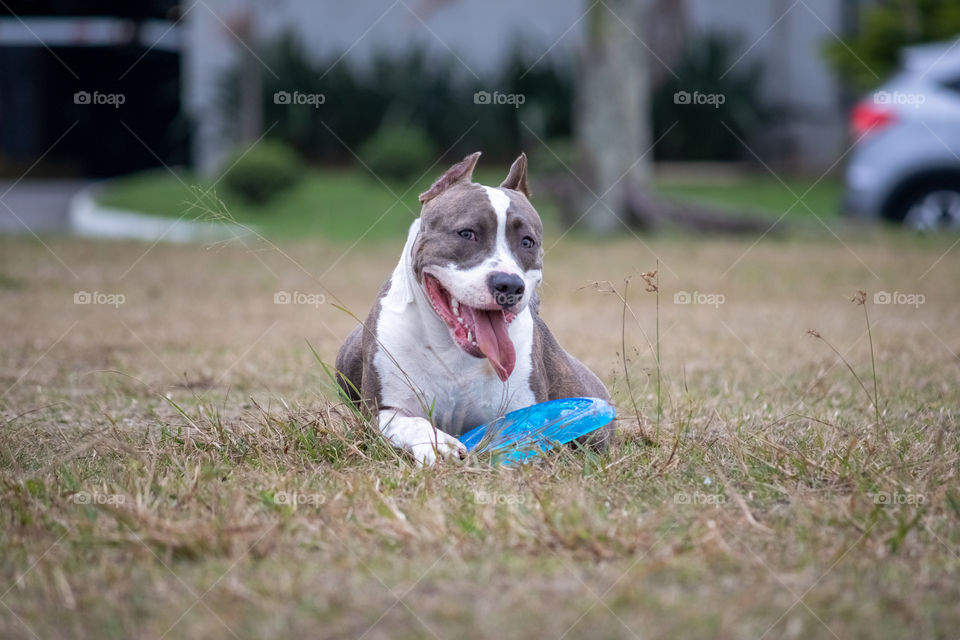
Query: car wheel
903 188 960 230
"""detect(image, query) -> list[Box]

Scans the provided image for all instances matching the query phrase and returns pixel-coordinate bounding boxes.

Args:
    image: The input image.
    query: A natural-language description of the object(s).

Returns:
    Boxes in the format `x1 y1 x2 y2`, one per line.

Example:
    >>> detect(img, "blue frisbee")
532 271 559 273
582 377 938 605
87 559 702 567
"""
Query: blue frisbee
458 397 615 465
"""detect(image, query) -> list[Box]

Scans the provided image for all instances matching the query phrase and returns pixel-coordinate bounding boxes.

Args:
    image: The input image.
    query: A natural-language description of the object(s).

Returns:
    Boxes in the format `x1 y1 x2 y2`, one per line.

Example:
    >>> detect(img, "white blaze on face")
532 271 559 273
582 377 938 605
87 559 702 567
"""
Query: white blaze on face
483 186 522 276
484 186 543 298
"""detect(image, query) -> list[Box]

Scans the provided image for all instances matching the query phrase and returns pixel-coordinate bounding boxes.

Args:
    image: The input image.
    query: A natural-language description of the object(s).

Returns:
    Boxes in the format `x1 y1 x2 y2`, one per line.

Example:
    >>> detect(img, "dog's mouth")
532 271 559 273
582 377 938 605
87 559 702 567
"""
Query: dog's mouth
423 273 517 382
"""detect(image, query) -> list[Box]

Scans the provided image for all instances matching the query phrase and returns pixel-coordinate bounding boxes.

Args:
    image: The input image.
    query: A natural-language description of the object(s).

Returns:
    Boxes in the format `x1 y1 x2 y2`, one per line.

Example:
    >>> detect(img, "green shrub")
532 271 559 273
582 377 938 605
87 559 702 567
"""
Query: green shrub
217 35 573 164
651 32 770 162
358 125 436 182
220 139 304 205
823 0 960 91
528 138 577 176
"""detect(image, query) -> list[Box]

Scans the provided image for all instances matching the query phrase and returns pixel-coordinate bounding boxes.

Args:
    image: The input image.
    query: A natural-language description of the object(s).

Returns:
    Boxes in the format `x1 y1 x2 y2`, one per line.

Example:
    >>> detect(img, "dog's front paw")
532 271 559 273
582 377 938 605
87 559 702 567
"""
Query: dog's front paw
409 428 467 466
378 412 466 466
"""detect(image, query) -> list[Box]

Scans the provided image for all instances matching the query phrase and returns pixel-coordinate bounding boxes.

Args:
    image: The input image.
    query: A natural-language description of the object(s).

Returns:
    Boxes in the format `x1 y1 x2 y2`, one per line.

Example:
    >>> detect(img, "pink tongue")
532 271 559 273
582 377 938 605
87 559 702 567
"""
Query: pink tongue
469 308 516 382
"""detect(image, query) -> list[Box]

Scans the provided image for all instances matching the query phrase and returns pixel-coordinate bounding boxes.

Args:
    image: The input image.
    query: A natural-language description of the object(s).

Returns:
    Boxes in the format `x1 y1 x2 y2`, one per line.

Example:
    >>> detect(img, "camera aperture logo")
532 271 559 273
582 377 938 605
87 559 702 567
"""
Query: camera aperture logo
873 290 924 308
74 291 125 308
674 290 725 308
274 90 326 108
473 90 525 108
673 90 725 108
74 90 125 108
274 290 326 308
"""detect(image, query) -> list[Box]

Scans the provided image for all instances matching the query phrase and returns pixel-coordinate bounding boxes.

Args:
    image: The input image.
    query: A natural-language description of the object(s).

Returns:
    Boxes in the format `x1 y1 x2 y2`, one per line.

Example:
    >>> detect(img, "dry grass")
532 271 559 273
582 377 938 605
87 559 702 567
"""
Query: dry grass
1 227 959 639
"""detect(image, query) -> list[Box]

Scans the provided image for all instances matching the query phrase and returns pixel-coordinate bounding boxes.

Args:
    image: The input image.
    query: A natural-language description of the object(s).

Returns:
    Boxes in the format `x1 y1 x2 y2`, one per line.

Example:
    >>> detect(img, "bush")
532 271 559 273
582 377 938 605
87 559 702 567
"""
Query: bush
217 35 573 164
220 139 304 205
358 125 436 182
651 32 770 162
528 138 577 176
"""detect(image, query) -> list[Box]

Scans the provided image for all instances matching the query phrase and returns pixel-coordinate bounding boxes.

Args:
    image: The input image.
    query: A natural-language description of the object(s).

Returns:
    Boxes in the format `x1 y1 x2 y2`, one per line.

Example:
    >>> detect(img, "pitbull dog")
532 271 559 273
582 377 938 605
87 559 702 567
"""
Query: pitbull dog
336 151 612 464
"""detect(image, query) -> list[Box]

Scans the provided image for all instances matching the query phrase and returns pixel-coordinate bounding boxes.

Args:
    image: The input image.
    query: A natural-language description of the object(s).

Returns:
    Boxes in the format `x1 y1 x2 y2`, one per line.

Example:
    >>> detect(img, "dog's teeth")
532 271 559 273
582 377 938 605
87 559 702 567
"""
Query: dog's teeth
451 299 459 314
467 330 473 342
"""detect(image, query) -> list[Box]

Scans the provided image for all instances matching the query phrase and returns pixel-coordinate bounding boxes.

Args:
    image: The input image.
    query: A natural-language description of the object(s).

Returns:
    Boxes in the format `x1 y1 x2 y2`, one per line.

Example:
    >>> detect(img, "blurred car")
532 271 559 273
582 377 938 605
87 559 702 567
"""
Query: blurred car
843 38 960 230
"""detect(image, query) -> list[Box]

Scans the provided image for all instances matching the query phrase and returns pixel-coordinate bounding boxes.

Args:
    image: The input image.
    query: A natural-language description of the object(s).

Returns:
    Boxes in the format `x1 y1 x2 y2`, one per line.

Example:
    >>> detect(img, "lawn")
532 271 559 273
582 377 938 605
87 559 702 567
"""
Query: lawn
655 173 844 220
95 166 557 242
95 164 844 242
1 221 958 638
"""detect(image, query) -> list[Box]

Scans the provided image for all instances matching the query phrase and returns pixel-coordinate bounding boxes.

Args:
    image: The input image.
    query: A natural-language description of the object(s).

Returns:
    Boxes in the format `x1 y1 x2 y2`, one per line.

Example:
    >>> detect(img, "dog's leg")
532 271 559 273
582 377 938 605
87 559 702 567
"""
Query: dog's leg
532 317 615 452
378 409 467 466
335 325 364 404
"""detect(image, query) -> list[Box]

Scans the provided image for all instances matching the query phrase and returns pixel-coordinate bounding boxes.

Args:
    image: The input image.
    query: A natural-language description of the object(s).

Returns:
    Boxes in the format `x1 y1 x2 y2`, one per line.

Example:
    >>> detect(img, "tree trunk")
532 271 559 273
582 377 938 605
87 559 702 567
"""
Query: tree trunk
647 0 688 89
567 0 773 235
574 0 654 233
231 2 262 146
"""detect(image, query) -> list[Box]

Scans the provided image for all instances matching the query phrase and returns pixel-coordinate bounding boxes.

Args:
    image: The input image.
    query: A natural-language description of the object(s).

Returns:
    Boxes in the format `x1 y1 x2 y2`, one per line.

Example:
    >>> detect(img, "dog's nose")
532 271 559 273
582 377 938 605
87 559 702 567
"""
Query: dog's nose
487 272 525 308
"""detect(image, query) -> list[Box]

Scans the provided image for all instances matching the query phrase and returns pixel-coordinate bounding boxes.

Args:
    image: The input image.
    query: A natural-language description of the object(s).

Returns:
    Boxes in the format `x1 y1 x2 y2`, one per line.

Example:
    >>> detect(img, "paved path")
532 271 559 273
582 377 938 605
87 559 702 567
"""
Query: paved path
0 179 91 234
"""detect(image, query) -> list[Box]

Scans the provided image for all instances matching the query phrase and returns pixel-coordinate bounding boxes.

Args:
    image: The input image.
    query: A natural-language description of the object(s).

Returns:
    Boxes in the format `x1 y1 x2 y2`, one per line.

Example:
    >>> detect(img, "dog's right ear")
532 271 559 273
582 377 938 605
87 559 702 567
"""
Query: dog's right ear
500 153 529 197
419 152 481 204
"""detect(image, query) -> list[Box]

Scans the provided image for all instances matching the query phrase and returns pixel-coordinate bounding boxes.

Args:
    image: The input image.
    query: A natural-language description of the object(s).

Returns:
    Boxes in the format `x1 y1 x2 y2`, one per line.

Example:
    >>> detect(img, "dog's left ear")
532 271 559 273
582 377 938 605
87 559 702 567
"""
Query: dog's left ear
500 153 530 197
419 151 481 204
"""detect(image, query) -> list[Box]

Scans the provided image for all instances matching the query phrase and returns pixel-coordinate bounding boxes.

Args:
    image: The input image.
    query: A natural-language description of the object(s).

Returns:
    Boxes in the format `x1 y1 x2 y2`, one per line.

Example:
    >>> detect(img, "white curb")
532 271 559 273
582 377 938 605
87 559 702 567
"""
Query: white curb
69 181 254 243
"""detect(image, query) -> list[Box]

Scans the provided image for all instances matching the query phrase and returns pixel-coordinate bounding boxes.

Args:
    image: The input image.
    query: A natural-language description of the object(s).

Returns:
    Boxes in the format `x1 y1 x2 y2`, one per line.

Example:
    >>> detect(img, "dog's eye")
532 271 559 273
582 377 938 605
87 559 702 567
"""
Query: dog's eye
458 229 477 241
521 236 536 249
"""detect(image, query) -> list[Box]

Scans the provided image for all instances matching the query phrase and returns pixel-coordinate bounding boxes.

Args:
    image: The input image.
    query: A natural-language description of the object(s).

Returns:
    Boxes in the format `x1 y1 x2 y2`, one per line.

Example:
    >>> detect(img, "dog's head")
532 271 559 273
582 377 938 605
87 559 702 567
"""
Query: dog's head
410 152 543 382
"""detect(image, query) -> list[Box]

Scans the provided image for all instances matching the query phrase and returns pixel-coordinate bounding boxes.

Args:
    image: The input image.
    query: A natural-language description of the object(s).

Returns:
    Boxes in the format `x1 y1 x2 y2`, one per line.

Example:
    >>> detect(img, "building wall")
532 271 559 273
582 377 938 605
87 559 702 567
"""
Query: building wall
186 0 848 173
186 0 587 173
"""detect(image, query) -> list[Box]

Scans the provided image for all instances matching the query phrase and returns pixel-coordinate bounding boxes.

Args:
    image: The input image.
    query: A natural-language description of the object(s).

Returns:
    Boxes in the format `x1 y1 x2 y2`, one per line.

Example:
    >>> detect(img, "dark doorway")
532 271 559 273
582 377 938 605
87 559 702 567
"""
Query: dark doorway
0 2 186 177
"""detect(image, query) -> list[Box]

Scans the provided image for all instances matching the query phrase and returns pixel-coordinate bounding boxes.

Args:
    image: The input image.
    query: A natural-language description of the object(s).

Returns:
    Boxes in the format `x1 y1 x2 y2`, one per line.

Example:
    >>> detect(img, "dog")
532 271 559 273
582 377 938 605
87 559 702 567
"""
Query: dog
336 151 612 464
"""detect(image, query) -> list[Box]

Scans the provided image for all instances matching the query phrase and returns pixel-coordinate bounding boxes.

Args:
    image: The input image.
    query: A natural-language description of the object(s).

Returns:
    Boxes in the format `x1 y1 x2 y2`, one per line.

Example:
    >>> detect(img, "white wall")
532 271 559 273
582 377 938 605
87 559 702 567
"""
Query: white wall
185 0 847 173
185 0 587 174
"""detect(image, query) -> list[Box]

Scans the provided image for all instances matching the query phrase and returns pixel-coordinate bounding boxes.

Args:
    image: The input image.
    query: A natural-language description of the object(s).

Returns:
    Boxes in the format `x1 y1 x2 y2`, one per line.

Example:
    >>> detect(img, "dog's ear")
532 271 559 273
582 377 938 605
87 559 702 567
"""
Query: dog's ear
419 151 481 204
500 153 530 197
